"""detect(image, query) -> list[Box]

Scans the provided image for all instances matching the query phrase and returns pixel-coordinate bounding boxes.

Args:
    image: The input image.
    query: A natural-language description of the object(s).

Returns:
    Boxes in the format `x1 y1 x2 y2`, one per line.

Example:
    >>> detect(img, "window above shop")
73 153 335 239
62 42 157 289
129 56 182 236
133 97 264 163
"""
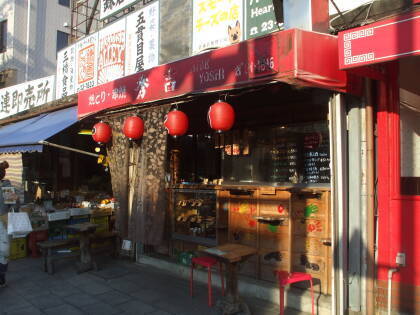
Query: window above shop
58 0 70 7
0 20 7 53
56 31 69 55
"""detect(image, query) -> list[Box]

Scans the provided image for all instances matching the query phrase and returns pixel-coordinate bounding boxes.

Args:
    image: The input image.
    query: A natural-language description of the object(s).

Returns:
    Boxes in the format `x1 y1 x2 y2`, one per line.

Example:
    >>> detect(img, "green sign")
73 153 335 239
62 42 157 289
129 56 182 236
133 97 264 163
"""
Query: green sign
246 0 280 39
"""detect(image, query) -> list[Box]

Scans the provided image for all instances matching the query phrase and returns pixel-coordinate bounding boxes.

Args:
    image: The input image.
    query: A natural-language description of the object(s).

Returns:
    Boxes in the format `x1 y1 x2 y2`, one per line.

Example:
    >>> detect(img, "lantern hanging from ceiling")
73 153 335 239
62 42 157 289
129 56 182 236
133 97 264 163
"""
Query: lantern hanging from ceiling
207 100 235 132
92 121 112 144
164 109 189 137
123 116 144 140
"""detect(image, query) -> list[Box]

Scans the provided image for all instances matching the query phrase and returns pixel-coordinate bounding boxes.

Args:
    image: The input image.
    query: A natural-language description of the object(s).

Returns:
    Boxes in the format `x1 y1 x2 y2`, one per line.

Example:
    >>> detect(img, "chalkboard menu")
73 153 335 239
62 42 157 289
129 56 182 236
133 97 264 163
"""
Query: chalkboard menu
303 132 330 183
268 134 301 183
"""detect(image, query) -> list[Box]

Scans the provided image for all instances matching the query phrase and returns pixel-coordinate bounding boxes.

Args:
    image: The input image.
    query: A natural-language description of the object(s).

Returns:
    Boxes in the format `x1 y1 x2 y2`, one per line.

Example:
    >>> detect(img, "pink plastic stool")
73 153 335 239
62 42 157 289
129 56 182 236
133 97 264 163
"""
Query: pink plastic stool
190 256 225 307
275 270 315 315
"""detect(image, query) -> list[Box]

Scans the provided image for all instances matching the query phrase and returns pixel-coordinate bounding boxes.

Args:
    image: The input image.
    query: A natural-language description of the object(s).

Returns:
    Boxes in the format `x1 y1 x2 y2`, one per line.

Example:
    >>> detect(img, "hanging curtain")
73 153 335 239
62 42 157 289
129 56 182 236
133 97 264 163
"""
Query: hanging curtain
106 117 130 239
106 104 170 245
130 105 170 245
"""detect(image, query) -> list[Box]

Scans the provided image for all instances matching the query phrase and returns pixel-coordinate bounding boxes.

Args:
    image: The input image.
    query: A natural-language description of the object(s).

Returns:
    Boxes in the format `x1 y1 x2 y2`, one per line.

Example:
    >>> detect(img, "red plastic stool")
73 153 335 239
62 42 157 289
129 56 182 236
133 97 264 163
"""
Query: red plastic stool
190 256 225 307
275 271 315 315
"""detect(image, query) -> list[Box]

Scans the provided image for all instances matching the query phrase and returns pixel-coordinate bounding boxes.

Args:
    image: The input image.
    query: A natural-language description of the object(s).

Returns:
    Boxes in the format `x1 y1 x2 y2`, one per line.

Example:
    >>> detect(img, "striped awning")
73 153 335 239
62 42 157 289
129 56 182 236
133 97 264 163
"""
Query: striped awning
0 106 77 154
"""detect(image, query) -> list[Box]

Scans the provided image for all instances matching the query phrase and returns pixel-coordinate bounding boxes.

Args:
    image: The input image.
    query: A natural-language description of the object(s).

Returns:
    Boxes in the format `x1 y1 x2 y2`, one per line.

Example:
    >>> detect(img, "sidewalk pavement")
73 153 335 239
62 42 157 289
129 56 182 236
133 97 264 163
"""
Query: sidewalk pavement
0 256 308 315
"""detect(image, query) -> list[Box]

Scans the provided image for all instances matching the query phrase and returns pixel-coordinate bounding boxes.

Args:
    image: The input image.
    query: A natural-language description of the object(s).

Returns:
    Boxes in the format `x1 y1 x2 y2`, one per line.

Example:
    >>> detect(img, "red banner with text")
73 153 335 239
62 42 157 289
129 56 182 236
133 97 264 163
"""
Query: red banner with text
78 29 346 118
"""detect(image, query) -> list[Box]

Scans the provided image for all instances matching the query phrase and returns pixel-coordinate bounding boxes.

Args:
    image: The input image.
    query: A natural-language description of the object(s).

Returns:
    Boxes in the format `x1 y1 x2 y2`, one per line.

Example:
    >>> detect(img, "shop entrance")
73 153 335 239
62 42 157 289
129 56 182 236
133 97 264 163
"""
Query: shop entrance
166 83 333 295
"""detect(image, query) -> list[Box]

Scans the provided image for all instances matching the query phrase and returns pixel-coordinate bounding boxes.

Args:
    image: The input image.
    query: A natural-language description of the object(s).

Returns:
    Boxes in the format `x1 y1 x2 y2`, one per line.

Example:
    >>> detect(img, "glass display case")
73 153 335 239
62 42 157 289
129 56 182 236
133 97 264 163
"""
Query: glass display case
171 189 218 246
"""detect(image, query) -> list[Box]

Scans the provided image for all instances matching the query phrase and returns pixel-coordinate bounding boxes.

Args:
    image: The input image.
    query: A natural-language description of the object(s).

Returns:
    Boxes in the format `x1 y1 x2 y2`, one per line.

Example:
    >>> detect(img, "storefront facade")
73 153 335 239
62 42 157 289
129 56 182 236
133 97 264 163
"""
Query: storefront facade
338 5 420 314
78 25 355 313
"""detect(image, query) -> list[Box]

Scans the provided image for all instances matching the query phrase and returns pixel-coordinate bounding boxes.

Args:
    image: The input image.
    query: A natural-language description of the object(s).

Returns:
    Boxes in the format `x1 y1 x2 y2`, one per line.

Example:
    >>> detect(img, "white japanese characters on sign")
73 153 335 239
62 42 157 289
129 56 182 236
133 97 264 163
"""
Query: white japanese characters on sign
97 18 126 85
125 1 159 76
192 0 244 54
0 75 56 120
56 44 76 99
75 33 99 93
100 0 140 20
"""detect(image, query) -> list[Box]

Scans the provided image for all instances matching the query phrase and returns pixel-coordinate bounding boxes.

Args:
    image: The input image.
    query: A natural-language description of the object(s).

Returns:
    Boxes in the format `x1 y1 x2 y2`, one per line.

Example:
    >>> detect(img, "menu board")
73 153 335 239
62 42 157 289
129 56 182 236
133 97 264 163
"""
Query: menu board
303 132 330 183
268 134 301 183
266 124 331 184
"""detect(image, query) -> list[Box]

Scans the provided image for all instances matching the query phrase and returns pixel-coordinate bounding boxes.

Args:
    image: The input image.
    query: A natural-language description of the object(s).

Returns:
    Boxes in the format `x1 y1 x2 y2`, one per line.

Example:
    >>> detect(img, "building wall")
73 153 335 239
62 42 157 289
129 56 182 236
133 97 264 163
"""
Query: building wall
376 58 420 313
0 0 70 85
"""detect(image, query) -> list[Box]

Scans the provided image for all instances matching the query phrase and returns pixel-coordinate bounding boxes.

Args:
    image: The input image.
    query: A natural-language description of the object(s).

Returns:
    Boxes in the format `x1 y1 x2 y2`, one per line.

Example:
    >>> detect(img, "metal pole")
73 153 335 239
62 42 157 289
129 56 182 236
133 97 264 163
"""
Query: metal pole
330 93 348 315
38 140 99 157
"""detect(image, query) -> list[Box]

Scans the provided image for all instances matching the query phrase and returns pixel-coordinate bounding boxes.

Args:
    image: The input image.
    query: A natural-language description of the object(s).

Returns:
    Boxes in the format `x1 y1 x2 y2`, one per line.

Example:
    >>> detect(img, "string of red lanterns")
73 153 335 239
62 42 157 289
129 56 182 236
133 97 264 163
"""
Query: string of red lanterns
91 100 235 145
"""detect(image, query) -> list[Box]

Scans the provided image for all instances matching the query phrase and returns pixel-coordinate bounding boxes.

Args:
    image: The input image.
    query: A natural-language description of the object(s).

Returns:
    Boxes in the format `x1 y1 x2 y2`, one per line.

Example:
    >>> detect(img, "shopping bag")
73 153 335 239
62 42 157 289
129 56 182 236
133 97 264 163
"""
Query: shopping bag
7 211 32 238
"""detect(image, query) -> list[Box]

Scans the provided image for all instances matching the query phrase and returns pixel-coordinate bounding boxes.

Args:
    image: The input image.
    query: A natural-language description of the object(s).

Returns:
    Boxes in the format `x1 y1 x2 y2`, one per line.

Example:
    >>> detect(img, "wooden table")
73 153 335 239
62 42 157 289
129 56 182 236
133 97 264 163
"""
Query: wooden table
65 223 98 273
203 243 257 315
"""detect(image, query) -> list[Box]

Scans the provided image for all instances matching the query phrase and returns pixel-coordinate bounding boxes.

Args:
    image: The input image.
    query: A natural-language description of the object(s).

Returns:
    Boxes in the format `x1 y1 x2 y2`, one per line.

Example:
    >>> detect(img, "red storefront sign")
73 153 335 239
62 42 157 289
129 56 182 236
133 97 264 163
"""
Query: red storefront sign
78 29 346 118
338 11 420 69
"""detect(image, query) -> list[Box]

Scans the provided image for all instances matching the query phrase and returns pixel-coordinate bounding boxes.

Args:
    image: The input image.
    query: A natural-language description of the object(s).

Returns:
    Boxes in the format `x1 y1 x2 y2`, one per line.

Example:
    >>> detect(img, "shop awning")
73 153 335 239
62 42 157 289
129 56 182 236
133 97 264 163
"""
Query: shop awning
78 28 348 118
0 106 77 154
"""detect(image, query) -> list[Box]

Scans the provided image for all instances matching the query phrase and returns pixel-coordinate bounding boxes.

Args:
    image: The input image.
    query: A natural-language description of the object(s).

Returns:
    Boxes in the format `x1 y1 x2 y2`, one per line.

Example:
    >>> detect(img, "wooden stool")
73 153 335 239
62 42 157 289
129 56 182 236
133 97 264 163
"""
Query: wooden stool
190 256 225 307
275 270 315 315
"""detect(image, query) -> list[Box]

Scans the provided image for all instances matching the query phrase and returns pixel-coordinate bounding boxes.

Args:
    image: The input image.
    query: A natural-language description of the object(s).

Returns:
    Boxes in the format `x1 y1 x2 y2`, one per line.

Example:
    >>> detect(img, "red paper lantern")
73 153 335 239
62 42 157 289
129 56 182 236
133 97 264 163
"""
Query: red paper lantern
208 100 235 132
164 109 189 137
92 121 112 144
123 116 144 140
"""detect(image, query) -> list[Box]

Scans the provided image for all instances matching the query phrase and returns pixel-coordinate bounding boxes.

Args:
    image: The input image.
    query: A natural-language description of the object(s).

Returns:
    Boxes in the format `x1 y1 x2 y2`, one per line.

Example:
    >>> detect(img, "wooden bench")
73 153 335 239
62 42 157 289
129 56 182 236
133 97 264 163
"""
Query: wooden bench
38 232 119 275
38 239 80 275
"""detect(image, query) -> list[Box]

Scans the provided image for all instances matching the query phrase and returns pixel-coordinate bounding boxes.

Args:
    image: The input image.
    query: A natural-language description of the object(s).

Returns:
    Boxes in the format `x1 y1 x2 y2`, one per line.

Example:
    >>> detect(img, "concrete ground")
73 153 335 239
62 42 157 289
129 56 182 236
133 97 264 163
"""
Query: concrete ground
0 256 309 315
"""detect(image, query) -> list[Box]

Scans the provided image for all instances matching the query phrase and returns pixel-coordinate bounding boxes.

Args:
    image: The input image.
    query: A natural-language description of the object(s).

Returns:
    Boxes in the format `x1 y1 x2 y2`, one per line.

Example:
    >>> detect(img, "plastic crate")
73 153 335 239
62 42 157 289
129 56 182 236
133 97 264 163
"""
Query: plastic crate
28 230 48 258
10 237 27 260
91 216 109 233
68 215 89 225
69 208 91 216
48 220 68 240
47 210 70 221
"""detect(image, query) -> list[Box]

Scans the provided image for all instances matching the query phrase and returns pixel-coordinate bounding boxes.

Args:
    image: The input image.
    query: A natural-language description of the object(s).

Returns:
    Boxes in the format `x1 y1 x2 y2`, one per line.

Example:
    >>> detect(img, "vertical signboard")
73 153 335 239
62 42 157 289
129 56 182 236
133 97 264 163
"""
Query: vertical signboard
56 44 76 99
100 0 140 20
125 1 159 76
245 0 280 39
97 18 126 85
192 0 244 54
75 33 99 92
0 76 56 119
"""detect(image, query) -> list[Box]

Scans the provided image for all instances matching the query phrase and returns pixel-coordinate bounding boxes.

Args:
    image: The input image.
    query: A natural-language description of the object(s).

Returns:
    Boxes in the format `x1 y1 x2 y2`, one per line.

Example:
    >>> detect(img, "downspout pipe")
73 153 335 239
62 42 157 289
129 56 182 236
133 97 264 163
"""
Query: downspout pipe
25 0 31 81
388 268 399 315
365 78 375 314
